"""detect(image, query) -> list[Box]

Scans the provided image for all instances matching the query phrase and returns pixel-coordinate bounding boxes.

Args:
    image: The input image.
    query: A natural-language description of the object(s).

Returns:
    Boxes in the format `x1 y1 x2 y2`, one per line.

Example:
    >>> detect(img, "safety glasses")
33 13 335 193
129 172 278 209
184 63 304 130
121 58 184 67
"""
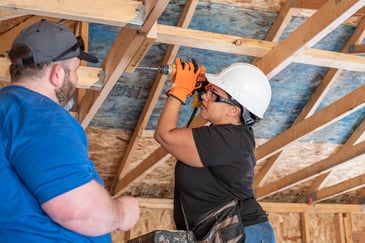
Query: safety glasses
204 85 241 108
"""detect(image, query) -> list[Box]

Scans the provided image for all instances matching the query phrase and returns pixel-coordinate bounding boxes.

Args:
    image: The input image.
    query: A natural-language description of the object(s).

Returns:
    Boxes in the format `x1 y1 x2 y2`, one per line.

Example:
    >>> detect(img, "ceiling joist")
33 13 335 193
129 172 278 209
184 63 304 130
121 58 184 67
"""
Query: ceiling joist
0 0 143 27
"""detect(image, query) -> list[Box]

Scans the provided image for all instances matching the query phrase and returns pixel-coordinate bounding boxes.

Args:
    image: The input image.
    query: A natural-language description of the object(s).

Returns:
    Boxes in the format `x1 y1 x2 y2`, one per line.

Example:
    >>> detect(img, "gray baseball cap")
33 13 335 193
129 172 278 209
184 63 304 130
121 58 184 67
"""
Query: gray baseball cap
10 19 98 65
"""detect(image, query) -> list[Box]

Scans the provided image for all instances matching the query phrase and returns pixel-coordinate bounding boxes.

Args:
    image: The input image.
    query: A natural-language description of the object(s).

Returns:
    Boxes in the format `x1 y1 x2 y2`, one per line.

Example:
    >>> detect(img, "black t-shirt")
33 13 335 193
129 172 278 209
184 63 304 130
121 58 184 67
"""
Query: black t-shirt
174 124 268 230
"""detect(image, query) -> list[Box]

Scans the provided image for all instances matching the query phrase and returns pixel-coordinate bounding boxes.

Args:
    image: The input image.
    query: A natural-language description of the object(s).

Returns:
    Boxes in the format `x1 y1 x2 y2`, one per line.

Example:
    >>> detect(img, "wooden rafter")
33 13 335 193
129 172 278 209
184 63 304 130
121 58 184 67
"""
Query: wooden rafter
254 15 365 188
296 172 332 203
297 118 365 203
111 0 200 195
255 85 365 163
113 114 208 197
255 140 365 200
252 0 295 187
352 188 365 203
255 0 365 79
262 0 295 43
78 0 170 127
255 118 365 200
309 173 365 203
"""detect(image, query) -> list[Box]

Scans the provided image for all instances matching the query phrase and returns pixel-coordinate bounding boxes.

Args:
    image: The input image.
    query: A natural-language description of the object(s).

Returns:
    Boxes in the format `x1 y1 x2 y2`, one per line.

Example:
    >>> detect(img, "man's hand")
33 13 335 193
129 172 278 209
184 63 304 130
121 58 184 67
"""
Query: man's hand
167 57 201 104
115 196 140 231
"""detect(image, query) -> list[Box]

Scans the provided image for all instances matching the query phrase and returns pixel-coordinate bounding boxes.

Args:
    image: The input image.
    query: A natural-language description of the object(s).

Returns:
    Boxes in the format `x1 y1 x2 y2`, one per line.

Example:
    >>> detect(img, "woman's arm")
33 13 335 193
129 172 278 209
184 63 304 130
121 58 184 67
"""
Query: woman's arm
154 58 203 167
154 96 202 167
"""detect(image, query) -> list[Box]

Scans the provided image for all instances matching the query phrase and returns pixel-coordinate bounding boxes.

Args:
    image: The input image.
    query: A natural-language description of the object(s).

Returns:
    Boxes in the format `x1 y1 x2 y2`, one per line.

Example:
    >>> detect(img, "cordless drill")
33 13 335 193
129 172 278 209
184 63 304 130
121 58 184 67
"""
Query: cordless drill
157 59 207 92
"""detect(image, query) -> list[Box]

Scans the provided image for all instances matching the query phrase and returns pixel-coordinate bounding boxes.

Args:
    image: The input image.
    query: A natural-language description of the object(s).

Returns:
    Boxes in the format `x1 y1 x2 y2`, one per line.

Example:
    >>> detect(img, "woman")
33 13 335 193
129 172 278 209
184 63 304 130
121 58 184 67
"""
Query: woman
154 58 276 242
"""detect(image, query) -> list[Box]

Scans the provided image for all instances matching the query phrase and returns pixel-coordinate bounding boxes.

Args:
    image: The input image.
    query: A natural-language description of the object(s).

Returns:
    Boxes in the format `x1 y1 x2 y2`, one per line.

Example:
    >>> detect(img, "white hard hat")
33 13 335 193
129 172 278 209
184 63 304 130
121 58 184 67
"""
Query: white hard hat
205 63 271 118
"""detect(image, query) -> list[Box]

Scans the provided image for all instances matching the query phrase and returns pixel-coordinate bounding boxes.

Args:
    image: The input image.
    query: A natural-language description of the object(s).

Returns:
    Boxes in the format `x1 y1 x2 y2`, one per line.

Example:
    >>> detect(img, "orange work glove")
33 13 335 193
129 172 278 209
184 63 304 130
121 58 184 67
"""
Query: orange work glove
167 57 201 104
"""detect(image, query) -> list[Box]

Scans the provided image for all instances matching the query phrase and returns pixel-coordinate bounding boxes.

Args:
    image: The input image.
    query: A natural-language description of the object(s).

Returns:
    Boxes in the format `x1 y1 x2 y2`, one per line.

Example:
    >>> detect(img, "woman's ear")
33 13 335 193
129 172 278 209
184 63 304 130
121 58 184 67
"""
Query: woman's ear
50 64 64 88
228 105 241 116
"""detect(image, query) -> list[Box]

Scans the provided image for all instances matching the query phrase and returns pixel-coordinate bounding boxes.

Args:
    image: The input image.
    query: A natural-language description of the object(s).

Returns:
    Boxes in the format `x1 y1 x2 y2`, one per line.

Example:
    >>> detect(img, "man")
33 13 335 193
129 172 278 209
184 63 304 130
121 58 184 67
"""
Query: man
0 19 140 242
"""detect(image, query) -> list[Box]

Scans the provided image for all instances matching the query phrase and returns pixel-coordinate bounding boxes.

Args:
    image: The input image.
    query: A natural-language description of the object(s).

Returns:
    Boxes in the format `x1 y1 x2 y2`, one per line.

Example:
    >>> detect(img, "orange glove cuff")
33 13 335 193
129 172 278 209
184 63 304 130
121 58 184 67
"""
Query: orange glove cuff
167 87 189 104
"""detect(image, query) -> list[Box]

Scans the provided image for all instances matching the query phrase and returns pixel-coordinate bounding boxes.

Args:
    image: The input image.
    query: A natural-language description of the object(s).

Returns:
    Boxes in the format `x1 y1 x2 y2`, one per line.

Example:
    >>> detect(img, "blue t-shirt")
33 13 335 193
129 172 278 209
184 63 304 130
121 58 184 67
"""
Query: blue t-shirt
0 86 111 242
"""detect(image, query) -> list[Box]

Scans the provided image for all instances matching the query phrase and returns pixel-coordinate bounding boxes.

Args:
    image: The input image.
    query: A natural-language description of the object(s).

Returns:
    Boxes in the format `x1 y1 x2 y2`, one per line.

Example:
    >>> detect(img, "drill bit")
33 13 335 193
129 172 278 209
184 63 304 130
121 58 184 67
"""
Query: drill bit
136 65 176 76
136 66 160 71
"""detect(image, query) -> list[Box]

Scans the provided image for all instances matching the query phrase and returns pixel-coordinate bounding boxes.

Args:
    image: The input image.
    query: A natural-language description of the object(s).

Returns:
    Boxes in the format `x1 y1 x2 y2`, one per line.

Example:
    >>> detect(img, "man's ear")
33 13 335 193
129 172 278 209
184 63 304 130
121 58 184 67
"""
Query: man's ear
50 64 64 88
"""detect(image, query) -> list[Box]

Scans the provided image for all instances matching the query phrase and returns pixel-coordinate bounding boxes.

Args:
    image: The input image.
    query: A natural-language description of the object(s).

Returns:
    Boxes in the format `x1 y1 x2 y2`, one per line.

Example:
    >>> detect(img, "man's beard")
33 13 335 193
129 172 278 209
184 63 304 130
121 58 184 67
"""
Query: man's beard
55 71 76 106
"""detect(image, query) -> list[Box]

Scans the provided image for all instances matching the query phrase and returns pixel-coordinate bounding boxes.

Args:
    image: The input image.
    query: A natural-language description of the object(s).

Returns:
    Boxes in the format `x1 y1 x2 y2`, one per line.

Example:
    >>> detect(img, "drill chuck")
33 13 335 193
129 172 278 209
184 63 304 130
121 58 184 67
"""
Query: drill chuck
158 64 206 76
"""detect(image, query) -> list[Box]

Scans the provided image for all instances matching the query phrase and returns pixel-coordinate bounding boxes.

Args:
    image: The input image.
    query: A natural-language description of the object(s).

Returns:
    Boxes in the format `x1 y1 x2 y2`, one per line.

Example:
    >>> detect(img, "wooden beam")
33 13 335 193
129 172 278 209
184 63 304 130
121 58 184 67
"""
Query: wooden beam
111 0 199 192
255 85 365 162
0 57 103 89
124 23 157 72
253 152 280 188
295 0 365 15
124 0 170 72
78 28 146 127
301 212 311 243
261 201 365 213
296 172 331 203
263 0 295 43
156 24 365 73
334 213 346 243
0 10 25 21
255 0 365 79
255 141 365 200
343 213 354 243
348 43 365 53
311 174 365 203
252 0 294 66
113 114 208 197
0 16 60 54
254 15 365 187
78 1 169 128
352 188 365 204
0 0 143 26
113 147 171 197
137 198 365 214
296 118 365 203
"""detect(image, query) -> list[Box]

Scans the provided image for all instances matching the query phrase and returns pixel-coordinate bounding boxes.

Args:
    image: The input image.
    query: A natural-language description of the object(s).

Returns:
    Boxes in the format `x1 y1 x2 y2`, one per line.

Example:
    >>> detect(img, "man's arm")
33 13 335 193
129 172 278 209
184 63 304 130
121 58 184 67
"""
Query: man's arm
41 180 139 236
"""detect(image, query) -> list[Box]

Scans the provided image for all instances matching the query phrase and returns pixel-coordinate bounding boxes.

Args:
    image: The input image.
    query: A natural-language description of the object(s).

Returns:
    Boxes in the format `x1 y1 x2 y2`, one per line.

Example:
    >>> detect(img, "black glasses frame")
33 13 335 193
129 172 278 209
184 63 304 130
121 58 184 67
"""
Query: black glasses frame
205 87 241 108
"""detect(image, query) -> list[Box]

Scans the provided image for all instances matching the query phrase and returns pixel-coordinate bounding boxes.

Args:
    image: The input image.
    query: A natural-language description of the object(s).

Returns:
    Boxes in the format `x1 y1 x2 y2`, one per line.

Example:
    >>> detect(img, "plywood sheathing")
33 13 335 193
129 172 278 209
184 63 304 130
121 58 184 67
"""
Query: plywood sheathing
87 127 365 204
111 199 365 242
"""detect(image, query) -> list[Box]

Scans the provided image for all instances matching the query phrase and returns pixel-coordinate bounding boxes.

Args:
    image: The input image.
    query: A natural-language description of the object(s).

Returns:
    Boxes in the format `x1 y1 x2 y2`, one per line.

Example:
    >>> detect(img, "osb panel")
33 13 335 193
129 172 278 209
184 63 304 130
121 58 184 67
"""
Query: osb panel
86 127 131 191
324 157 365 188
86 127 361 203
352 213 365 232
111 205 365 243
262 142 341 184
309 213 337 242
270 212 302 242
86 127 174 195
